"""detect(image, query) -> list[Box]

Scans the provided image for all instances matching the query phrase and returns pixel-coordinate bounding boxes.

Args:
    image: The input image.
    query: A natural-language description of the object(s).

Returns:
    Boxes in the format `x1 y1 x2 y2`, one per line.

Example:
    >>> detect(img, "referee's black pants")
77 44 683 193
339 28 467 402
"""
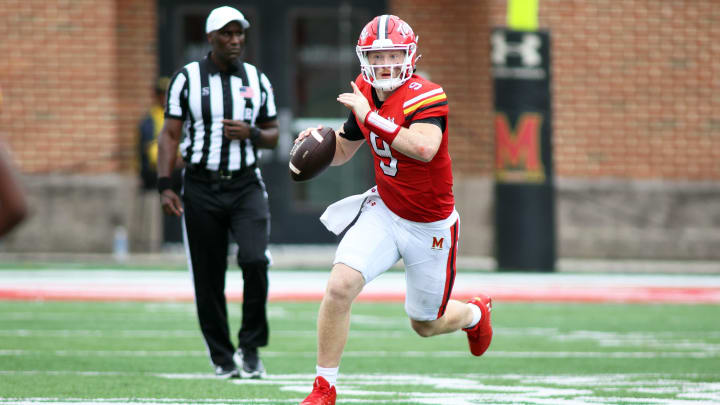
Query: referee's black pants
182 171 270 369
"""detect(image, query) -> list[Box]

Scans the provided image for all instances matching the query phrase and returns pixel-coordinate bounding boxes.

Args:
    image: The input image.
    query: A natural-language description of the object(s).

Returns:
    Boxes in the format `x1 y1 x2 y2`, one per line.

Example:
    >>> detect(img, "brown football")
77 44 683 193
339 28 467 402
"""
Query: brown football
289 126 336 182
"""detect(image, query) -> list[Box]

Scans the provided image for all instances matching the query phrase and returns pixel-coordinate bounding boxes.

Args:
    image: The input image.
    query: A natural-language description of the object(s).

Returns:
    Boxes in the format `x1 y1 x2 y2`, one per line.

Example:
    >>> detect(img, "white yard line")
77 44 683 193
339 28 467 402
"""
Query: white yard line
3 269 720 287
0 372 718 405
2 327 719 356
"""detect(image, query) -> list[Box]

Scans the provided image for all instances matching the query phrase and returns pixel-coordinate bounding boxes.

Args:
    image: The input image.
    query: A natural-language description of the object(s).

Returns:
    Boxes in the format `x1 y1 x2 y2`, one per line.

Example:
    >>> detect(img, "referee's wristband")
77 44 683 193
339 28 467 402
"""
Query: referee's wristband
157 177 172 194
249 126 262 144
363 111 401 144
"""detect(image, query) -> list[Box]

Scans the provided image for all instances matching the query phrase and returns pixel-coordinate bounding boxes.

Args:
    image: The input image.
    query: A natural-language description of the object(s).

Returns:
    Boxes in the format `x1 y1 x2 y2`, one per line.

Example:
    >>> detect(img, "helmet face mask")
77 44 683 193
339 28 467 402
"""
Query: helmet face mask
356 15 418 92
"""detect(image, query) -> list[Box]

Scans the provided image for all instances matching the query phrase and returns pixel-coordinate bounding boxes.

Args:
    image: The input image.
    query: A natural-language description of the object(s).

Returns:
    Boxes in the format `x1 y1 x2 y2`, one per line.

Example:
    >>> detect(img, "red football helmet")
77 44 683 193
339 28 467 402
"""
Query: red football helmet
356 15 419 91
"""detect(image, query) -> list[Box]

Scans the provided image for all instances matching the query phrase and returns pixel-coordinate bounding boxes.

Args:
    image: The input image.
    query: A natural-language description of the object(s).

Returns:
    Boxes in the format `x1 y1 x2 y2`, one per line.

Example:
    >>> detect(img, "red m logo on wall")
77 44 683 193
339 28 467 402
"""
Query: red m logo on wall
495 112 545 183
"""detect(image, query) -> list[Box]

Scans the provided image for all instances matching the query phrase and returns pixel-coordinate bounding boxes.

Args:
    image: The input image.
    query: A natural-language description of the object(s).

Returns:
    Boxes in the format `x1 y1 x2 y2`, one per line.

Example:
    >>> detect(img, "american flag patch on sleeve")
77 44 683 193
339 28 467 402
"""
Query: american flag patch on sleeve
239 86 255 99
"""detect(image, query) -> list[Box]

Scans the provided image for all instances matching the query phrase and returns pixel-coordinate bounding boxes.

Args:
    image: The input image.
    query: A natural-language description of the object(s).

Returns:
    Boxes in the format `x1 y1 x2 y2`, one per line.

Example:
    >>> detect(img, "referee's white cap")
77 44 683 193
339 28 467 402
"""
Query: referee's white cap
206 6 250 34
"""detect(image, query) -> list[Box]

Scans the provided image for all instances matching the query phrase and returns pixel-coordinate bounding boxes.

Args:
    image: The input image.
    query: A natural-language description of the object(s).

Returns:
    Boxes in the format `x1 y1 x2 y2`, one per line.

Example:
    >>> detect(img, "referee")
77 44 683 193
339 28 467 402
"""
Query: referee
157 6 278 379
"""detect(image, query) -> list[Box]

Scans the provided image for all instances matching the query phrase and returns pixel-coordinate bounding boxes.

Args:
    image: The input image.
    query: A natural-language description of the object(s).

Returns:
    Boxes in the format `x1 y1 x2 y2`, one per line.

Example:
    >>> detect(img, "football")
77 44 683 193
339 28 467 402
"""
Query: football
288 126 336 182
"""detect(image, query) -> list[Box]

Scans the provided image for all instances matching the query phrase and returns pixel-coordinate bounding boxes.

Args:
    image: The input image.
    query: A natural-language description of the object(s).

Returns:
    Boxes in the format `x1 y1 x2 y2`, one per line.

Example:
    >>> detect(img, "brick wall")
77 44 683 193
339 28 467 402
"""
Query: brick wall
116 0 159 172
392 0 720 180
545 0 720 179
0 0 156 174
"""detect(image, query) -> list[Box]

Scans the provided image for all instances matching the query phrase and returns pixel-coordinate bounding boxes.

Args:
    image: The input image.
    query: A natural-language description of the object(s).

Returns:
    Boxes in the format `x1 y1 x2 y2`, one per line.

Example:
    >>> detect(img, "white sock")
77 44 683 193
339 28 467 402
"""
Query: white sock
316 365 339 387
464 303 482 329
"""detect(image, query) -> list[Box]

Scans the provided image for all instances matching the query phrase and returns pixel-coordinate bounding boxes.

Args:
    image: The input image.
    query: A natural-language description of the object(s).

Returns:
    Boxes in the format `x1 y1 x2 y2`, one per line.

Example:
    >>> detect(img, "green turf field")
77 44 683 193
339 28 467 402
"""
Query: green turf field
0 300 718 404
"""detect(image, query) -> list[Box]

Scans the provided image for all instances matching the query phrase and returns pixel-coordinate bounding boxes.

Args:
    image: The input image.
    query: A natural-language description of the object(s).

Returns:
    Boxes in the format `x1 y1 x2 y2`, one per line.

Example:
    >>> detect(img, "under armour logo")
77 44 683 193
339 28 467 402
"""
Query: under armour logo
491 32 541 67
397 21 413 39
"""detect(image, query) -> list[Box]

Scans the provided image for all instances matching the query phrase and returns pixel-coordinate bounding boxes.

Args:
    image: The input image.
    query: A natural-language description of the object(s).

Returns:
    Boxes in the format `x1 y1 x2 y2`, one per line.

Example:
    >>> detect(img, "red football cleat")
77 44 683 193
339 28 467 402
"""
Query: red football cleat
463 294 493 356
300 376 337 405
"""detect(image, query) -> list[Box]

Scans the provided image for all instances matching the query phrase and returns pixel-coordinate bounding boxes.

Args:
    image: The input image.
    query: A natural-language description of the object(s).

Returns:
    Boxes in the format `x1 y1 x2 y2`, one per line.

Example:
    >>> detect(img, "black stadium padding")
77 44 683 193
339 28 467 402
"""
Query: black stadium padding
491 28 556 272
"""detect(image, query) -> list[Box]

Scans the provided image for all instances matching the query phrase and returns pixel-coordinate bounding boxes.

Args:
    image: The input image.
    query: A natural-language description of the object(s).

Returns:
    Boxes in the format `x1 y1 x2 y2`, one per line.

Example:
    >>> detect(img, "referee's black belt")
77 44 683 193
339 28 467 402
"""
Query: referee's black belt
185 164 255 181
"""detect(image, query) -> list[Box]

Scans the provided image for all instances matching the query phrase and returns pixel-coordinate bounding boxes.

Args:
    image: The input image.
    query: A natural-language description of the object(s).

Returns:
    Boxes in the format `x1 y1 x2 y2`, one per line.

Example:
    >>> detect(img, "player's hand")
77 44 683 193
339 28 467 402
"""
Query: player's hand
294 125 324 144
337 81 371 121
222 119 252 140
160 189 183 217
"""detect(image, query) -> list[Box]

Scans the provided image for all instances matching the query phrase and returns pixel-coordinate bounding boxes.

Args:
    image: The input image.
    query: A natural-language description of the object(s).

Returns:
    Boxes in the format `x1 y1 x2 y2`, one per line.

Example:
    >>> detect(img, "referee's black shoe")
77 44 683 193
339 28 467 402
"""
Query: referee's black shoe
214 363 240 379
234 347 267 379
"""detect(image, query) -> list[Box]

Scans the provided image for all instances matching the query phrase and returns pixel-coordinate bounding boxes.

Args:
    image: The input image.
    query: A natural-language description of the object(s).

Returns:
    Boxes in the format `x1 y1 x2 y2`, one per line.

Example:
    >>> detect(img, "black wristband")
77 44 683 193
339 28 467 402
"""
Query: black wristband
157 176 172 194
250 126 262 144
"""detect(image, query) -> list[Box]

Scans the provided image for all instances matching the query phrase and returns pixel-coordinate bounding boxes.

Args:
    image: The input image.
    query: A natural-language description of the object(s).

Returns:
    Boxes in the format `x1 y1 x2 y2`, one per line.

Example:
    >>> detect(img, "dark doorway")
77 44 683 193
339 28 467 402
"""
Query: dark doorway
157 0 386 244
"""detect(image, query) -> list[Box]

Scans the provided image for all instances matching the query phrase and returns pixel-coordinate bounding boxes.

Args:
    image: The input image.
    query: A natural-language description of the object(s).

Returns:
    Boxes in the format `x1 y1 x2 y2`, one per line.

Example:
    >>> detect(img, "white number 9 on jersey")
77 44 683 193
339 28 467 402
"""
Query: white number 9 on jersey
370 132 398 177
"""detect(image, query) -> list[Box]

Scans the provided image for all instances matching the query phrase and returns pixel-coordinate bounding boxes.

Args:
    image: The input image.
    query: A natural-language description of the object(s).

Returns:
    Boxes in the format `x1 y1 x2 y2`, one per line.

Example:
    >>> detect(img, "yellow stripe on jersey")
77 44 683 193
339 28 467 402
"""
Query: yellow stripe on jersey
403 93 447 115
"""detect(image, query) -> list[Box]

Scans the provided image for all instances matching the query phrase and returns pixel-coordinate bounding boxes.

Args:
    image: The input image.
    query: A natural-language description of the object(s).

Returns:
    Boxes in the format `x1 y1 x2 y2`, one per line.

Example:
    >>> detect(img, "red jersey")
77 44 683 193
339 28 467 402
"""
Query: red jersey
350 74 454 222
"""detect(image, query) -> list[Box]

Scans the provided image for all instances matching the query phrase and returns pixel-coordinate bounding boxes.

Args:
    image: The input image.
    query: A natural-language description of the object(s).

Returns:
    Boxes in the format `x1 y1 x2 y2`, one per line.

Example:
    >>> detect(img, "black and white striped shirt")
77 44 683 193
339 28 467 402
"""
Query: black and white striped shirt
165 53 277 172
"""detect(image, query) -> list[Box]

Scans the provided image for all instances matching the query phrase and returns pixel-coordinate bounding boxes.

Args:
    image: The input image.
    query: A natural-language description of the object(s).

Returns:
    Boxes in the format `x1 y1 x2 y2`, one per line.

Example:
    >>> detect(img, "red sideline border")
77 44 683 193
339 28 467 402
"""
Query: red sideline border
1 287 719 304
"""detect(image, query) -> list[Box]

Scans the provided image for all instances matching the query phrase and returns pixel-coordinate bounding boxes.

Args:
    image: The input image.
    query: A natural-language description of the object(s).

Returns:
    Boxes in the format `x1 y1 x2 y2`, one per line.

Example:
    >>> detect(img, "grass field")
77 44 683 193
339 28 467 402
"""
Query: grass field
1 297 719 404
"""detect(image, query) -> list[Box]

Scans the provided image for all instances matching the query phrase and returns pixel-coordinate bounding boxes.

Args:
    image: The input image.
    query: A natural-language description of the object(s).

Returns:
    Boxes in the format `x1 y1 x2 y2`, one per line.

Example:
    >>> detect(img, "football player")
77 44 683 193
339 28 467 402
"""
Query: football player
296 15 493 405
